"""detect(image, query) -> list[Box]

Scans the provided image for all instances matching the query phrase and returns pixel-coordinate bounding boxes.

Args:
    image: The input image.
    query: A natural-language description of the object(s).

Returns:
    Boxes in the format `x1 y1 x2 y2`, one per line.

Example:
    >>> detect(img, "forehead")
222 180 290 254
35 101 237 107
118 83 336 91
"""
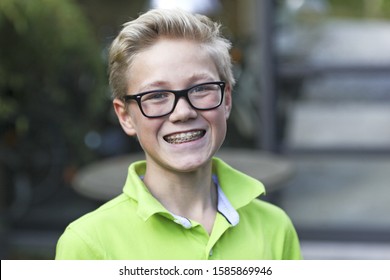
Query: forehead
127 38 219 92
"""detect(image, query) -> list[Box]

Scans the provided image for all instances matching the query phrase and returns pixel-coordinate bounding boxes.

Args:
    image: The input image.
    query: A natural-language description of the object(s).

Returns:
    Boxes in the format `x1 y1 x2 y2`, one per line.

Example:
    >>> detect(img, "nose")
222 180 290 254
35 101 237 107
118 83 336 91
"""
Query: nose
168 97 197 122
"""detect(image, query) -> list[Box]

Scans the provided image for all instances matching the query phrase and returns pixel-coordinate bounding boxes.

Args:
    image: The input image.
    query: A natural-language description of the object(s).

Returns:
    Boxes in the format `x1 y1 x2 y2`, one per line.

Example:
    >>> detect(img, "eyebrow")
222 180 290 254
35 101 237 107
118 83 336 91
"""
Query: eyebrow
136 73 218 93
137 81 167 93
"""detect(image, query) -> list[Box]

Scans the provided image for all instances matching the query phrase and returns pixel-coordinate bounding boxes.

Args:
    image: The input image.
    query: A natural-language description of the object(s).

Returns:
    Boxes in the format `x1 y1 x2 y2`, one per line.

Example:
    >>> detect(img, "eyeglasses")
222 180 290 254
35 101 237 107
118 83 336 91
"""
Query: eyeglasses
123 81 225 118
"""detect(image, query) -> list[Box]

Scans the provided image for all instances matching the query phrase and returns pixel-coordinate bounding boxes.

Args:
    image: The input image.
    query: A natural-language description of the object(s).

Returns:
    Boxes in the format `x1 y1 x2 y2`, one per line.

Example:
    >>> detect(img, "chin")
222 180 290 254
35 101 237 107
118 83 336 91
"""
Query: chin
168 155 212 172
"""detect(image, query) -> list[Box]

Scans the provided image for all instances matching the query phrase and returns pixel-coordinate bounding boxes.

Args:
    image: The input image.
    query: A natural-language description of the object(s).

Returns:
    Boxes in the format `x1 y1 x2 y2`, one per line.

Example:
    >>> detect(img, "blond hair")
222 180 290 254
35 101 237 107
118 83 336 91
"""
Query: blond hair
108 8 235 99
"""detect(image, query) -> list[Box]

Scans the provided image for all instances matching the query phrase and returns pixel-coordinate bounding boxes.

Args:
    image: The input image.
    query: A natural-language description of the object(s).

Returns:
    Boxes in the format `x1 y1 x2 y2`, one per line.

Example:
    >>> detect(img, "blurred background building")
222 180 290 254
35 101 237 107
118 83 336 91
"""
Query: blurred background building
1 0 390 259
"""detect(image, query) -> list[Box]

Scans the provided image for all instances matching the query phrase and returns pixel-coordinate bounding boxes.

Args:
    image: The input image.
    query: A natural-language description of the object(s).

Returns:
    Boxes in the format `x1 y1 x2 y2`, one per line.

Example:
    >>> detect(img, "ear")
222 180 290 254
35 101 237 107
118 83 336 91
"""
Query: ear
224 85 233 119
113 98 137 136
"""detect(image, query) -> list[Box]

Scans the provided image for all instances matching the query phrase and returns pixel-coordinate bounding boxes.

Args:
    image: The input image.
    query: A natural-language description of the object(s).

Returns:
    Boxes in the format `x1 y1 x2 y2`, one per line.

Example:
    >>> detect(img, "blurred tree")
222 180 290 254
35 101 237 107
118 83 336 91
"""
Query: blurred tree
327 0 390 18
0 0 109 210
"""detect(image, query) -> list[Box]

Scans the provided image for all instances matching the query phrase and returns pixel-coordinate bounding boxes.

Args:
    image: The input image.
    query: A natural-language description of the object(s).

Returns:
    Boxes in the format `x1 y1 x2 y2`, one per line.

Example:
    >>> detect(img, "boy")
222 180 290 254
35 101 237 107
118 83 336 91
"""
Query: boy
55 8 302 259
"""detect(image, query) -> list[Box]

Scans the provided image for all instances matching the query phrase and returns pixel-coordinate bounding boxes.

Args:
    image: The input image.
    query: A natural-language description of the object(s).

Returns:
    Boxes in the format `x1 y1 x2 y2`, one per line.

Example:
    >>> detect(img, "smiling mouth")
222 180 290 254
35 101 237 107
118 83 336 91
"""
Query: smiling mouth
164 130 206 144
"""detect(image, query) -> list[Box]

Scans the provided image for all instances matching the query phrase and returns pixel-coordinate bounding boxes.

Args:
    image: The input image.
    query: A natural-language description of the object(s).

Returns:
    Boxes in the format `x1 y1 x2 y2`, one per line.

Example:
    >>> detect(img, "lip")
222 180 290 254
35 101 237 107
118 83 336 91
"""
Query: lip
163 129 206 144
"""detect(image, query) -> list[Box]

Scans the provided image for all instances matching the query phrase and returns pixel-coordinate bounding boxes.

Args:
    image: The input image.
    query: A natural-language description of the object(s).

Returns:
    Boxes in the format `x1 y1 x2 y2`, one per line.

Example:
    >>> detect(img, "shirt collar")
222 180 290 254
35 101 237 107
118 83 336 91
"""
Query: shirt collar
170 177 239 227
122 161 168 221
213 175 239 226
211 157 265 209
122 158 265 225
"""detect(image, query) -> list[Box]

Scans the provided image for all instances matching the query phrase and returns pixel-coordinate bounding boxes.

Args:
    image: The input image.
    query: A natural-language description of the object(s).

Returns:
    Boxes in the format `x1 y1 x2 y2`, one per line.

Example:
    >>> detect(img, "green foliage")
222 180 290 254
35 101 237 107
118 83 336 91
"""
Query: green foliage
327 0 390 18
0 0 109 164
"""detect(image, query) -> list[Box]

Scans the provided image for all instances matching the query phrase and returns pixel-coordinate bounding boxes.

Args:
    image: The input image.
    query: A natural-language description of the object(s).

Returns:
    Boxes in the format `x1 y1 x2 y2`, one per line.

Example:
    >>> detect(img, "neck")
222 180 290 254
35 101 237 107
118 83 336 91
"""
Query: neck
143 159 217 233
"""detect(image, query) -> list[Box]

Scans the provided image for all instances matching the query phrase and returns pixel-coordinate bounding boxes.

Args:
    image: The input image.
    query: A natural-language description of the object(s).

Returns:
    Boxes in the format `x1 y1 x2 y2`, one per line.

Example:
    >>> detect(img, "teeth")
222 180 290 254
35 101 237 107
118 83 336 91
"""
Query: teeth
165 131 204 144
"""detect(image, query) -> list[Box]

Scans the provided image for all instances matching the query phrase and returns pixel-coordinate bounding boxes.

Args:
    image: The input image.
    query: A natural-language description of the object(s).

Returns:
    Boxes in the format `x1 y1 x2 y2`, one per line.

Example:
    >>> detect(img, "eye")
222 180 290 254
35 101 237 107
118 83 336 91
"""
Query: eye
193 85 210 92
191 84 218 95
142 91 171 102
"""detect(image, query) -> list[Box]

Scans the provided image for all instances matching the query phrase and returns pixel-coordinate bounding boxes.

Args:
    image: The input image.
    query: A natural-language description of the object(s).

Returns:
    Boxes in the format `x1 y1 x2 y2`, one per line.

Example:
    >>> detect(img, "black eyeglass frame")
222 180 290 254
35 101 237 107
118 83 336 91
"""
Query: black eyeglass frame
122 81 226 118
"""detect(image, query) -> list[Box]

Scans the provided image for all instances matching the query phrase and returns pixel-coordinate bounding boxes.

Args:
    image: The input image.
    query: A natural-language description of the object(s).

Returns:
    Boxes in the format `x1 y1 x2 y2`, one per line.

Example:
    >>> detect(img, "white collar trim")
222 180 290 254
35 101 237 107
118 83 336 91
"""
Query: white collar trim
171 175 239 228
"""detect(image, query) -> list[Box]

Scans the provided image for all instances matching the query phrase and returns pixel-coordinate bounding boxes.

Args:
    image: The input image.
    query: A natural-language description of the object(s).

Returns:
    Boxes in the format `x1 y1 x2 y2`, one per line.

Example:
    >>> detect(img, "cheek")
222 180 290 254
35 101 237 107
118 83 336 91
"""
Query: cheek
208 111 228 137
135 118 164 142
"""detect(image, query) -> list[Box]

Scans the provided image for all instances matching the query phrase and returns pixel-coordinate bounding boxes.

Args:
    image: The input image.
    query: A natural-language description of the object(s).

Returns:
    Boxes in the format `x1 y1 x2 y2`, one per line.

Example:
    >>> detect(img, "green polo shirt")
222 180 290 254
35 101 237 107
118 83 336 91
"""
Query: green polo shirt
55 158 302 260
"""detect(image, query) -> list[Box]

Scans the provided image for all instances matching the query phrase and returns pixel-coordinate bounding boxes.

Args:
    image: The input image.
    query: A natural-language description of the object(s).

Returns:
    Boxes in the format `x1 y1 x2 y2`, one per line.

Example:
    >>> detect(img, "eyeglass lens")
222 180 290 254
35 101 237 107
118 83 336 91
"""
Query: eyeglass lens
140 83 223 117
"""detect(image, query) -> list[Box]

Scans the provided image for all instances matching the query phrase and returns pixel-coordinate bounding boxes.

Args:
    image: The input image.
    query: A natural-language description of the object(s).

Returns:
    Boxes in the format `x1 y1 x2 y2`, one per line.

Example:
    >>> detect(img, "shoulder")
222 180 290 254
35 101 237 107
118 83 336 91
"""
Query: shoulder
241 198 296 229
238 199 302 259
249 198 286 215
55 194 135 259
60 194 135 243
69 194 134 230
